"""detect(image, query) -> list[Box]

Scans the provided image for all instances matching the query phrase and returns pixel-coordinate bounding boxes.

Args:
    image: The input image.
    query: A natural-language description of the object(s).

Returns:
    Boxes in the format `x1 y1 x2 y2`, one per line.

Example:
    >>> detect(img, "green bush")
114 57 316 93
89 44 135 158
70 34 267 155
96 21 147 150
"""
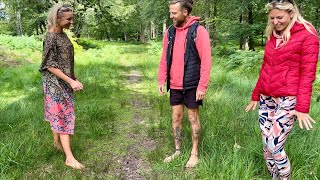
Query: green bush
76 38 103 50
218 50 263 73
0 21 11 35
0 34 42 51
147 40 162 55
213 46 237 57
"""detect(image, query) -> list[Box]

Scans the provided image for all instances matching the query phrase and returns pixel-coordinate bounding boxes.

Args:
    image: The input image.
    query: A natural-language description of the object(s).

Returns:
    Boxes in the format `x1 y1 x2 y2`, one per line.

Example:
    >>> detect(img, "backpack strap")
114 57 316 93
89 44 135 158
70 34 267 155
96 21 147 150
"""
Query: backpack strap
190 22 199 43
166 25 176 66
184 22 199 66
167 25 176 43
166 25 176 91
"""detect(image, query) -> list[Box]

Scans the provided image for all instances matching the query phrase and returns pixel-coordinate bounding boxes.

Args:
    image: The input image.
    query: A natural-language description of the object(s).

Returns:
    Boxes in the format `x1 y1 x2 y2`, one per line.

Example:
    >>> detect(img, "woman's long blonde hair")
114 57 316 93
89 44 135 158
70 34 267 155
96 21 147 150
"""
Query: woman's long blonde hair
47 3 73 30
265 0 316 43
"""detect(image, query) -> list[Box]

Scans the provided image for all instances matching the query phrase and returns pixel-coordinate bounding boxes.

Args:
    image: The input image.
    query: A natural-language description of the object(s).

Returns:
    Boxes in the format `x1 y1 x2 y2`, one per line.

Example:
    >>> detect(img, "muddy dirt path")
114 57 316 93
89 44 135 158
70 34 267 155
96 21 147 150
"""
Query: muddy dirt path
117 70 157 179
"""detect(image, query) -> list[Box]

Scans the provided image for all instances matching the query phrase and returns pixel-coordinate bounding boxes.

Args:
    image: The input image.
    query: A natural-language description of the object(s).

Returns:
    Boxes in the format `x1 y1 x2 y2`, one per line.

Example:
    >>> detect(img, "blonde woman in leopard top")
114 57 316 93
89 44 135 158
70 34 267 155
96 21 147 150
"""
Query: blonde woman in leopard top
39 3 84 169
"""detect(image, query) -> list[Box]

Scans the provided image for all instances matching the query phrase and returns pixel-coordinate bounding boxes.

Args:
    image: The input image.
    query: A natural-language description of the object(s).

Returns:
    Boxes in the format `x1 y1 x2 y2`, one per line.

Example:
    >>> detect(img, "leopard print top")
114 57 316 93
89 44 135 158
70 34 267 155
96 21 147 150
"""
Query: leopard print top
40 32 75 100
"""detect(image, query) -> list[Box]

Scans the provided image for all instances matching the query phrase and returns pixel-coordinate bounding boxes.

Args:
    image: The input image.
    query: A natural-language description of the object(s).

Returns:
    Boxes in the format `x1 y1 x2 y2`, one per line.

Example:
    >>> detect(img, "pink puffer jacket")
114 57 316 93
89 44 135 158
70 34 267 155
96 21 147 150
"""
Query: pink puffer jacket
252 22 319 113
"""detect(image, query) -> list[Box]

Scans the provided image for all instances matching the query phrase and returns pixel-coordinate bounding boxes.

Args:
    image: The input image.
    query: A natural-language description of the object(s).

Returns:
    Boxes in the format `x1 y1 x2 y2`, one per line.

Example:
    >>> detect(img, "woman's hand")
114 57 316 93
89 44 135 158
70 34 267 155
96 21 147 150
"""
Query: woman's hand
70 80 83 92
75 79 84 90
245 101 258 112
292 110 316 130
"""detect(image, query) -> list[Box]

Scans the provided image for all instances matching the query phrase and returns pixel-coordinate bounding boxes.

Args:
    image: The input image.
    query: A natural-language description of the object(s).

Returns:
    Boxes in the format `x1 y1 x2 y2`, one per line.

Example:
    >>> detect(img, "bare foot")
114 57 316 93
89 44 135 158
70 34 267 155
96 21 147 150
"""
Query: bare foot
164 151 181 163
185 154 198 168
53 141 63 152
65 158 85 170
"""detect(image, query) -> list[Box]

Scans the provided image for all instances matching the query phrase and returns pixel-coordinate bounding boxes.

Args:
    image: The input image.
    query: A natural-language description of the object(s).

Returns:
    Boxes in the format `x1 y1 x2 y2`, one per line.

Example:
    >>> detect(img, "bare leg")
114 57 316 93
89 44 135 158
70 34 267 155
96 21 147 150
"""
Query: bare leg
52 131 63 152
164 104 184 163
185 108 200 168
59 134 85 169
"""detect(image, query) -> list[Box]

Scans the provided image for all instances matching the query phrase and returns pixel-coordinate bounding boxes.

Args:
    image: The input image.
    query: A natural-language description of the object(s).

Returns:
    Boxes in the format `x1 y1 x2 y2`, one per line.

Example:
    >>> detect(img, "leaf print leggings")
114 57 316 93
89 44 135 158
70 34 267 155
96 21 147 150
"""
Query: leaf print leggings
259 95 296 180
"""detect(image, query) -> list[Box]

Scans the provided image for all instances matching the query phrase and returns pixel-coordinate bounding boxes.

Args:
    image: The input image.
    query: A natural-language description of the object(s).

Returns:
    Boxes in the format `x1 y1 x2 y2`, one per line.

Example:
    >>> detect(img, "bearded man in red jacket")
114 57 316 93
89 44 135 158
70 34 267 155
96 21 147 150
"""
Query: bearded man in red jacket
158 0 212 168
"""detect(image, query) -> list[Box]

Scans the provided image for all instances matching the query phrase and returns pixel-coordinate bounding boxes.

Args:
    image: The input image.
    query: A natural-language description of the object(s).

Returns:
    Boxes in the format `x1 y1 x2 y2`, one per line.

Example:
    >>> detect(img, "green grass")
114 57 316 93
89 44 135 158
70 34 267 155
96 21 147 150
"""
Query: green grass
1 35 320 179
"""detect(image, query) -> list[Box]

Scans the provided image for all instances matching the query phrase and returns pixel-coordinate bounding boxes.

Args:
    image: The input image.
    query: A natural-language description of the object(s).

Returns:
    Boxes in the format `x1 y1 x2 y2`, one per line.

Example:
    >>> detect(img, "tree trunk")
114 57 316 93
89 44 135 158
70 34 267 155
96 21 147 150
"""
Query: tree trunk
248 3 255 51
151 21 156 39
140 23 145 42
15 0 23 36
124 32 127 42
245 38 249 50
204 0 210 32
211 0 217 48
239 13 244 50
40 20 46 34
163 18 167 36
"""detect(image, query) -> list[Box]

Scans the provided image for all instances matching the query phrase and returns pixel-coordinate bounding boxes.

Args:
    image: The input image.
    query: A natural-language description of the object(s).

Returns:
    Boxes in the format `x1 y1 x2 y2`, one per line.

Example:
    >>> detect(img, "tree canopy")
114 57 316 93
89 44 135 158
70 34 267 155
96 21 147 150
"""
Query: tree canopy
0 0 319 48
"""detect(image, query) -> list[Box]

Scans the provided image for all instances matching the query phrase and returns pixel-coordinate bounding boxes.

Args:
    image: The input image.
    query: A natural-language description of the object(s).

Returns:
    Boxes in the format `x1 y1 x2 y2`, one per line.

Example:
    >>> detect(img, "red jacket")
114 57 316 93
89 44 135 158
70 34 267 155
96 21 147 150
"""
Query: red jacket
252 22 319 113
158 16 212 92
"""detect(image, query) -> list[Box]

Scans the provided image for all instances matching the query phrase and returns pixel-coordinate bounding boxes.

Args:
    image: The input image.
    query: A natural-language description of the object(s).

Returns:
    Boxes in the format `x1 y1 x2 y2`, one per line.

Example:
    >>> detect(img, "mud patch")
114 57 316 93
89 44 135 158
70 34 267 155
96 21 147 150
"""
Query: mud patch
125 70 143 84
130 99 150 108
25 164 53 178
120 155 144 180
119 137 155 180
140 138 156 151
133 114 141 123
126 134 156 151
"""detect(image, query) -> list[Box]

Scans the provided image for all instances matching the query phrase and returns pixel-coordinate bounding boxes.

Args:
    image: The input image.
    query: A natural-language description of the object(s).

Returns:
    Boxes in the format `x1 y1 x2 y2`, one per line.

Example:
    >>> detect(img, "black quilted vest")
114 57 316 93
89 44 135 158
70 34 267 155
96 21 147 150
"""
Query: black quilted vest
166 22 200 91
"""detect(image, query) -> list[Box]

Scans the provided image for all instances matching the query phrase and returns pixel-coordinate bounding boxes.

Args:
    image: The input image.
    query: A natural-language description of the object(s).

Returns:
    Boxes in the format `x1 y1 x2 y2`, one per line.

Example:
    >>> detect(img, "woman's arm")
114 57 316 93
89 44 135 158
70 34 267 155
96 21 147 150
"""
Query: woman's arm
48 67 83 91
295 34 319 113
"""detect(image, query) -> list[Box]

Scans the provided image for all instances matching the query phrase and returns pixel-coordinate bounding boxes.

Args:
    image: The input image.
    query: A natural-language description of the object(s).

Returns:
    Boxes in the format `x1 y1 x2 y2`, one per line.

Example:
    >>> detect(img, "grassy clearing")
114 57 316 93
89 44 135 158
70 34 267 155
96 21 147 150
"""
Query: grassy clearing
1 35 320 179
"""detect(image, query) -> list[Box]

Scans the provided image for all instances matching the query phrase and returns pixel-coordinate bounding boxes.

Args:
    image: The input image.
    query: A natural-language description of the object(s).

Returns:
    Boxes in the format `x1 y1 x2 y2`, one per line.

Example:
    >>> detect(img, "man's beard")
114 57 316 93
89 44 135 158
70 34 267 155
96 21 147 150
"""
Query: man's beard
174 18 186 27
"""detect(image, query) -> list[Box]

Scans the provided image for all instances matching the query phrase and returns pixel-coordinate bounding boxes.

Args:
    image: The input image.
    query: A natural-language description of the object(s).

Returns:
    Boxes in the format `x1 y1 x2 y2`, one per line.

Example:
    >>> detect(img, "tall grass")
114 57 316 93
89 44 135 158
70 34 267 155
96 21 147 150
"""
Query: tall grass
0 36 320 179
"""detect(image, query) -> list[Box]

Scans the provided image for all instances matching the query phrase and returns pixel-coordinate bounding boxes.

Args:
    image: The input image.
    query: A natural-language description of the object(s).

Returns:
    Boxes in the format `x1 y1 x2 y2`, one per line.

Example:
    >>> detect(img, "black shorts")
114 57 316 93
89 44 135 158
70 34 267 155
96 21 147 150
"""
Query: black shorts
170 88 203 109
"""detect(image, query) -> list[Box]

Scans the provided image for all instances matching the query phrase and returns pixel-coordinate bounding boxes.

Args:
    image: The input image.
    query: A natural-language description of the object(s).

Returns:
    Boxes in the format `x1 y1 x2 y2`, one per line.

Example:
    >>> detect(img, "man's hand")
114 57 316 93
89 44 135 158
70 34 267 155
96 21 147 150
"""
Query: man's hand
158 84 166 95
291 110 316 130
245 101 258 112
196 90 205 101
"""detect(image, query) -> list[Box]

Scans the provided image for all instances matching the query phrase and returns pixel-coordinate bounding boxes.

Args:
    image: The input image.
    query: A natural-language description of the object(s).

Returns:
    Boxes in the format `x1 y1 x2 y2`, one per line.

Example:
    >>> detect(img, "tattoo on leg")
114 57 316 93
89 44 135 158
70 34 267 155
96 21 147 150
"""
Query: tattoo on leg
193 127 200 140
174 127 182 148
189 116 200 141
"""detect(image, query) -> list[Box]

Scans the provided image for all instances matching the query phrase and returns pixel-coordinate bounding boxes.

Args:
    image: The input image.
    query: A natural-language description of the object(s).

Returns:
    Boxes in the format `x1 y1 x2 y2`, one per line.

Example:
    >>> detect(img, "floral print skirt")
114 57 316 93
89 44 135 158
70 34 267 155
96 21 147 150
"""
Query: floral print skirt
43 79 75 135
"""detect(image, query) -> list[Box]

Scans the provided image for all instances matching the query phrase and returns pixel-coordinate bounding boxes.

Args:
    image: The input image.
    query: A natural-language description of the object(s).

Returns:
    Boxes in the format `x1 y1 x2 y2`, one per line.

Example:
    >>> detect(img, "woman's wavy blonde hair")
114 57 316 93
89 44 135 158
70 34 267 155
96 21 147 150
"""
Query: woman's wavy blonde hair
47 3 73 30
265 0 316 44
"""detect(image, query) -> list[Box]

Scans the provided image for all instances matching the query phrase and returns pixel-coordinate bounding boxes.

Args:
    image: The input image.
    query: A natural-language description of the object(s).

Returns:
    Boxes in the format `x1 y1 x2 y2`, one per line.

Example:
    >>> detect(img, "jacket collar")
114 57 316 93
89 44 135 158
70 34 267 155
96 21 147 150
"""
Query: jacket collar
290 21 305 35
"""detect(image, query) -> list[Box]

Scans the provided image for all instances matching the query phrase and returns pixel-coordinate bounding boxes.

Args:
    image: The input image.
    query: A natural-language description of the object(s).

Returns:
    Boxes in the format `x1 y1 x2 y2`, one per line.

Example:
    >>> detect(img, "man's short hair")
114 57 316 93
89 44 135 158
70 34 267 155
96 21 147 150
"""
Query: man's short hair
169 0 193 15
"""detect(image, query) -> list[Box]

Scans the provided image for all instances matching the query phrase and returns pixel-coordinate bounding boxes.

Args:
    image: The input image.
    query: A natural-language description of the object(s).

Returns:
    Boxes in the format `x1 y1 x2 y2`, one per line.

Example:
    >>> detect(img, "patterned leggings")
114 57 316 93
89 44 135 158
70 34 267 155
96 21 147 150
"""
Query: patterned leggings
259 95 296 180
